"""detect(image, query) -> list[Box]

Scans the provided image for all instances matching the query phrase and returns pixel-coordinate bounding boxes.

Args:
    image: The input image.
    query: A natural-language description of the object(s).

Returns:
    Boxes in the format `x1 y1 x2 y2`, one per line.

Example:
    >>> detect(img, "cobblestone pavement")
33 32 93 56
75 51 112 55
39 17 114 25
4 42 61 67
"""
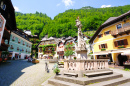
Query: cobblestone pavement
110 68 130 78
0 59 55 86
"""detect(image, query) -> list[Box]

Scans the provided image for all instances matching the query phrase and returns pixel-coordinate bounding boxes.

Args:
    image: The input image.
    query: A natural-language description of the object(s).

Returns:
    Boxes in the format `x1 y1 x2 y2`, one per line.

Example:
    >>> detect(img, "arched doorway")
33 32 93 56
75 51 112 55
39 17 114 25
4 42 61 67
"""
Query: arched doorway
117 54 128 66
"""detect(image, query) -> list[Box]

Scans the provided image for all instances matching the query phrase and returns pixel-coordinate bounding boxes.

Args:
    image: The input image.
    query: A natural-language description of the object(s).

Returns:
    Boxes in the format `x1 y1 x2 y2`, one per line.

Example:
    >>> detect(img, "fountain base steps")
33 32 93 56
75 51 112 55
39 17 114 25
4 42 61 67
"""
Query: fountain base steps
42 72 130 86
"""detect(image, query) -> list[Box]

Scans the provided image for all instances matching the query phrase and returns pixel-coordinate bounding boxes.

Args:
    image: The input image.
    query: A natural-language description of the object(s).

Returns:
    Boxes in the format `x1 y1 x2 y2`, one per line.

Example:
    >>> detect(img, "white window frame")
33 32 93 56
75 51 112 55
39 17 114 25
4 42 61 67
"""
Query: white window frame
12 36 15 41
116 23 122 29
18 39 21 43
104 30 110 36
98 34 102 38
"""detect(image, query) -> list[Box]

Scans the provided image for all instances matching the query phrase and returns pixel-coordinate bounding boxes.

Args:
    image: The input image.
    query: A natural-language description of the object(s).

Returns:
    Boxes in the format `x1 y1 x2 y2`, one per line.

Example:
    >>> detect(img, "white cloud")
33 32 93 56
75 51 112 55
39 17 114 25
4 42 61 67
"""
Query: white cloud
14 6 20 12
101 5 111 8
62 0 75 7
56 3 61 7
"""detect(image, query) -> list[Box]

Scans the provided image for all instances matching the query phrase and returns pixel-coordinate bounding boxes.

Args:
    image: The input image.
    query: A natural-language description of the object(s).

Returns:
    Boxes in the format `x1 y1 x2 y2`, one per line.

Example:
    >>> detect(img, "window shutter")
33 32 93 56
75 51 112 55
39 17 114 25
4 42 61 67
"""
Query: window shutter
99 45 101 49
97 35 99 38
109 30 111 34
101 34 103 37
104 32 106 36
114 41 118 47
124 39 128 45
105 43 108 48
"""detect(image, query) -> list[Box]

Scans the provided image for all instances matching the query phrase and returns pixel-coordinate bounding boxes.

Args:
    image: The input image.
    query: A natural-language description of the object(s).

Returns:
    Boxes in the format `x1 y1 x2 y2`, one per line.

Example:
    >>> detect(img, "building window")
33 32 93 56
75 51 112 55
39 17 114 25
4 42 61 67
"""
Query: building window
26 43 28 47
18 39 21 43
99 43 108 49
123 22 130 27
114 39 128 47
23 41 25 45
104 30 111 35
40 48 42 53
22 48 24 51
10 45 14 49
17 47 19 50
98 34 103 38
0 17 3 28
116 24 122 29
12 36 15 41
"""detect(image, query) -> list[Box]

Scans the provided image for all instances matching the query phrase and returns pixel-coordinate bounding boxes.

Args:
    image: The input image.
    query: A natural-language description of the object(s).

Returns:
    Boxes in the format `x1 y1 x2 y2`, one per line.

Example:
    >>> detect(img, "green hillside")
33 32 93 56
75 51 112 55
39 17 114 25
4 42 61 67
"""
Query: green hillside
15 12 51 35
15 5 130 39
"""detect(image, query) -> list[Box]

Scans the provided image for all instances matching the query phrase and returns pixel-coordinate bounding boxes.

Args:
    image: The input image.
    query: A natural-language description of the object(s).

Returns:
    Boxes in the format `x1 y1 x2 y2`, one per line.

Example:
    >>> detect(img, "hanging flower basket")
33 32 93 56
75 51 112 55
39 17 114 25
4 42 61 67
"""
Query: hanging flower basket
118 45 125 48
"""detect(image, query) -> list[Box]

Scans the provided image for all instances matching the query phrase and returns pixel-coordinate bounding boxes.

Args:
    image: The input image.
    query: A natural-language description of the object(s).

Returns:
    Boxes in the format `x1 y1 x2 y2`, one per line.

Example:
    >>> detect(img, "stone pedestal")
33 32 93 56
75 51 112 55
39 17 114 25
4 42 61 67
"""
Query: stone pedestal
76 50 87 59
63 59 110 77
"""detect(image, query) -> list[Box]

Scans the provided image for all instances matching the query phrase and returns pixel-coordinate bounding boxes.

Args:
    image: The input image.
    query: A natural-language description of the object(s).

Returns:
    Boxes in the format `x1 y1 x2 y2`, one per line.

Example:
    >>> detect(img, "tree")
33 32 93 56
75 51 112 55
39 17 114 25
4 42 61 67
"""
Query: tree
64 43 75 59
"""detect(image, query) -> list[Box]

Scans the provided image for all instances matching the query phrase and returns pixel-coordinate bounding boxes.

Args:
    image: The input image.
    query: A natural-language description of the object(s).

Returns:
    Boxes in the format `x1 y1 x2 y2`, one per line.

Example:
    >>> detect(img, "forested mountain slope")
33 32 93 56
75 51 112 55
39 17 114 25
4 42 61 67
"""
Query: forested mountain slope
15 5 130 39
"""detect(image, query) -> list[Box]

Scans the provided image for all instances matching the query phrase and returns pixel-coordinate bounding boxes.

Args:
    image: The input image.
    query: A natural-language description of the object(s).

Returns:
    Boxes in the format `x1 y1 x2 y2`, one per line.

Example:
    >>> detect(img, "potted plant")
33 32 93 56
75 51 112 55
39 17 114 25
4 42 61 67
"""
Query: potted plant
74 57 77 60
53 67 60 75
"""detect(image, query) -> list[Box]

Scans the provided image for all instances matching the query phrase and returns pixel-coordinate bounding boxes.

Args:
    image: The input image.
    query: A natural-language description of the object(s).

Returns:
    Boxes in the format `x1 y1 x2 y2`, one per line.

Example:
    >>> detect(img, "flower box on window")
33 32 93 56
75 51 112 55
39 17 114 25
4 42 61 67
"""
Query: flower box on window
17 48 19 50
101 48 106 51
18 41 20 43
118 45 125 48
10 47 14 49
26 45 28 47
23 43 25 45
22 49 24 51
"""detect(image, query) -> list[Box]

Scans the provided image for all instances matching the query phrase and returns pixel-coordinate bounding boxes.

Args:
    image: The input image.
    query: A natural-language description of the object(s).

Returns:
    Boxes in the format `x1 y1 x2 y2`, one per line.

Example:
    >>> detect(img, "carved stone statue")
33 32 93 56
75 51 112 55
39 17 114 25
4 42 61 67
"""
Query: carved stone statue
75 16 87 59
75 16 82 28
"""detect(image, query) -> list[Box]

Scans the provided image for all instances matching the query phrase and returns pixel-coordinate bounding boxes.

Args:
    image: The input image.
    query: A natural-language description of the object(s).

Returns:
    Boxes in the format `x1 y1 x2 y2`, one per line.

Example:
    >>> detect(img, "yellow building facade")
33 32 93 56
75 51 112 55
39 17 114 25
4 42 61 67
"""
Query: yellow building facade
89 11 130 66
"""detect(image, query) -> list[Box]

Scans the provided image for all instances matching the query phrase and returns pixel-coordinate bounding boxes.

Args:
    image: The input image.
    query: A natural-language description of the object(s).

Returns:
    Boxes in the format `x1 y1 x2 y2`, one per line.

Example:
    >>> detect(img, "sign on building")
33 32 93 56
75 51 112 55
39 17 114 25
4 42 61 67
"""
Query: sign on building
0 14 6 46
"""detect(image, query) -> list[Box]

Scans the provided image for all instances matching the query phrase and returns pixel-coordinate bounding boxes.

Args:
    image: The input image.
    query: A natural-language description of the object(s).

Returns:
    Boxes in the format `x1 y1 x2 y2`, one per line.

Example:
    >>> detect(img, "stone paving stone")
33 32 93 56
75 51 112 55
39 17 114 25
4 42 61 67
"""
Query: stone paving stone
0 59 55 86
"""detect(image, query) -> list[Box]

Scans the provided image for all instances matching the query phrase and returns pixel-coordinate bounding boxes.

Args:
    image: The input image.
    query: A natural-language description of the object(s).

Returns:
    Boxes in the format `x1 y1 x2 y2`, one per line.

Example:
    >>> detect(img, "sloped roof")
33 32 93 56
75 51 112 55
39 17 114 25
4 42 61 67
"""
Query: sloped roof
102 17 117 25
89 10 130 43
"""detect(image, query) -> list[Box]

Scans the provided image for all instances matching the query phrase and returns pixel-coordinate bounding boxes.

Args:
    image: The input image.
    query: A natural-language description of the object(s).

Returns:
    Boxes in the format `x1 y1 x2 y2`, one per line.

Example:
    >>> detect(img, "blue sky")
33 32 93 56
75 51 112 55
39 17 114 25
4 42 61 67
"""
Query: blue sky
12 0 130 19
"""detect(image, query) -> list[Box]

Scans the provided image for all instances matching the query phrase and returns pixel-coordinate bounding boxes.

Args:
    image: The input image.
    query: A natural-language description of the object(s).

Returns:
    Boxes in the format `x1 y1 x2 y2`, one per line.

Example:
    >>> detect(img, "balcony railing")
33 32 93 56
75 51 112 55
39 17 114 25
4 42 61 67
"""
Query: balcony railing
111 25 130 37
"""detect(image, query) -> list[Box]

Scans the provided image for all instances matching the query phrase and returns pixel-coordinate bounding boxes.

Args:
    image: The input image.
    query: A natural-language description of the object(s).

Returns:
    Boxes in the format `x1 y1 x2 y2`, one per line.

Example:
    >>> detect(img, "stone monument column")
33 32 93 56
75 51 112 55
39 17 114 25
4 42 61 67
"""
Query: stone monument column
75 17 87 59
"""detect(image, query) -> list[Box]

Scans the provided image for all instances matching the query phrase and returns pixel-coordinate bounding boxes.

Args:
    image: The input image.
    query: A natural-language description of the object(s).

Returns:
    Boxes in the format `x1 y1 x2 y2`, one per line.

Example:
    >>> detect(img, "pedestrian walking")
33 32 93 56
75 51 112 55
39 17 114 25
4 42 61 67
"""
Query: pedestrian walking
45 62 49 73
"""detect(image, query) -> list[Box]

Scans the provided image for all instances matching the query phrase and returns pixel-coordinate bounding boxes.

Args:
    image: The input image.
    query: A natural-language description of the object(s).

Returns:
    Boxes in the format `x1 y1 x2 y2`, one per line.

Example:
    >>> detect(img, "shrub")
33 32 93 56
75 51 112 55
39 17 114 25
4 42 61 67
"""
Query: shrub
74 57 76 60
53 67 60 73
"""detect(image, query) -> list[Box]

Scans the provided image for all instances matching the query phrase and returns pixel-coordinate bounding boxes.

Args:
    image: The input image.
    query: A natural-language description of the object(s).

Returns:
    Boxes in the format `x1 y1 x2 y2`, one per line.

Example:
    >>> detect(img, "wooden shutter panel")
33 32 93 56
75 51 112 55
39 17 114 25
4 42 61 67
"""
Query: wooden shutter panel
109 30 111 34
101 34 103 37
105 43 108 48
114 41 118 47
124 39 128 45
97 35 99 38
99 45 101 49
104 32 106 36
